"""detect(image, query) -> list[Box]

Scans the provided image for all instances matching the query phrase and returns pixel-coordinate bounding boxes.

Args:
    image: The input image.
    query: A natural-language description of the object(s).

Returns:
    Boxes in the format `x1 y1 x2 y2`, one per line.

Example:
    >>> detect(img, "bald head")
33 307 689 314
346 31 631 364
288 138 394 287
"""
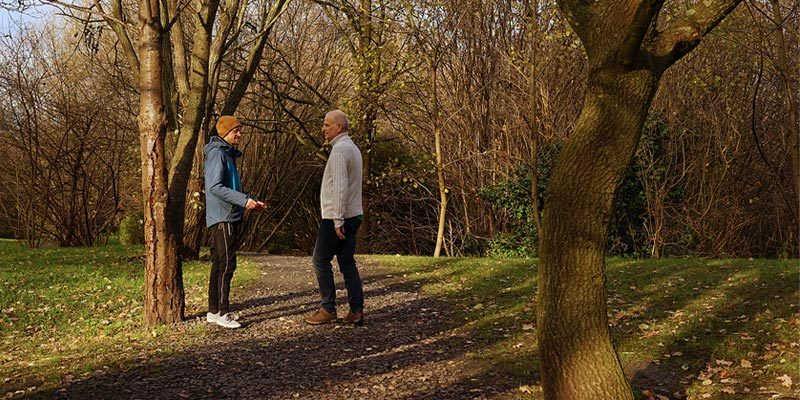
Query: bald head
322 110 349 141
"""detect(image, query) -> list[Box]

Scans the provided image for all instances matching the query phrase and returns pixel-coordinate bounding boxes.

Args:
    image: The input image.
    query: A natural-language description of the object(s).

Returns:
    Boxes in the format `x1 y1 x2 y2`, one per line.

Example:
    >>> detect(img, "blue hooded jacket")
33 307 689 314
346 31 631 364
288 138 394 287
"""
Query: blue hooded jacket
204 136 249 227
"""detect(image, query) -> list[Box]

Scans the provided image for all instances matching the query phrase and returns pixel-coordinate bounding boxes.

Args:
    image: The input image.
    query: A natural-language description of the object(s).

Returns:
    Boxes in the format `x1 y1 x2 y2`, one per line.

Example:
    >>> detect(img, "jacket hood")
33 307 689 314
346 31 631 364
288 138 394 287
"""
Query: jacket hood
204 135 243 158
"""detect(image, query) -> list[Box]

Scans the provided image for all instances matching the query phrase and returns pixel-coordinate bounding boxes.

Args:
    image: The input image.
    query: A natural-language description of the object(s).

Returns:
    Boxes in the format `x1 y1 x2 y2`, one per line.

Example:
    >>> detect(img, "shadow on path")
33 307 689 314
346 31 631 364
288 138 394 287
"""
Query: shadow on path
25 255 531 399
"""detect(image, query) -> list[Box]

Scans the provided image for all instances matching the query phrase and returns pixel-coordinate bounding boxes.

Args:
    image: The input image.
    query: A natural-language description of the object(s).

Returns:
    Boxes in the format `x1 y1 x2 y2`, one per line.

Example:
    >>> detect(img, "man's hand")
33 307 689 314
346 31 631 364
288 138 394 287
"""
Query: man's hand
335 225 345 240
246 198 267 211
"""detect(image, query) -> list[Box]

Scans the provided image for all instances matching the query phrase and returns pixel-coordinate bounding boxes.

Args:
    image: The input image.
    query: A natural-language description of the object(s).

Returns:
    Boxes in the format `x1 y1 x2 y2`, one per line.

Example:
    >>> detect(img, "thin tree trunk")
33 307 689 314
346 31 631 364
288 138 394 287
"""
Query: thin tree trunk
526 0 542 235
356 118 373 254
651 197 664 258
181 0 289 259
769 0 800 256
434 127 447 257
219 0 290 116
350 0 381 254
538 71 659 400
167 0 219 253
181 140 206 260
138 1 185 326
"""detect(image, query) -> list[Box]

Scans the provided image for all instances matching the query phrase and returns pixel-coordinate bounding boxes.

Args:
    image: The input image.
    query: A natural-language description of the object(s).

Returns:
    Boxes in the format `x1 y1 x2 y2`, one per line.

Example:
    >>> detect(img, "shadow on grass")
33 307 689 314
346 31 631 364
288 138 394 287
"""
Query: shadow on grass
613 261 800 398
14 255 797 400
21 259 530 400
371 256 798 398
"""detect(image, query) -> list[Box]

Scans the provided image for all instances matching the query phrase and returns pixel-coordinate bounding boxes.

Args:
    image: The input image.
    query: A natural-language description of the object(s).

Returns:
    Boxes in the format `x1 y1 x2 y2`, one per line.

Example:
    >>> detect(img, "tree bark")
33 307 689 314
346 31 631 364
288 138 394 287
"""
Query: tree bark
537 0 743 395
539 69 658 400
137 0 185 326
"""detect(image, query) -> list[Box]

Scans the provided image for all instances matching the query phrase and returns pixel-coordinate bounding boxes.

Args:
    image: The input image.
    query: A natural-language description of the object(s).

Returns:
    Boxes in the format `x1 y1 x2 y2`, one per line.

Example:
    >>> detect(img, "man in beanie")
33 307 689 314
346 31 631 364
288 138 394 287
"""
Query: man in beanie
305 110 365 326
204 115 266 329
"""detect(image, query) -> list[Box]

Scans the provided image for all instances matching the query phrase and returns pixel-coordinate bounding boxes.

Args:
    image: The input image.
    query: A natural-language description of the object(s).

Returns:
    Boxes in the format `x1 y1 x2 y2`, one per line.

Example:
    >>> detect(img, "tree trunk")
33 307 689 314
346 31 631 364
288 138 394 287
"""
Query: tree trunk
138 4 185 326
538 69 658 400
769 0 800 256
526 0 542 236
530 135 541 234
355 113 374 254
353 85 378 256
351 0 380 254
167 0 219 254
181 140 206 260
434 127 447 257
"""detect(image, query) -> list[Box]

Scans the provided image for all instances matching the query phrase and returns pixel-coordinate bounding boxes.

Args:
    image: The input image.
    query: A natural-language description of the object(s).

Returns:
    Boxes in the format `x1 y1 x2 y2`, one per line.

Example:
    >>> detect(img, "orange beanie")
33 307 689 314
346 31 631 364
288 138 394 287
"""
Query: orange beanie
216 116 242 136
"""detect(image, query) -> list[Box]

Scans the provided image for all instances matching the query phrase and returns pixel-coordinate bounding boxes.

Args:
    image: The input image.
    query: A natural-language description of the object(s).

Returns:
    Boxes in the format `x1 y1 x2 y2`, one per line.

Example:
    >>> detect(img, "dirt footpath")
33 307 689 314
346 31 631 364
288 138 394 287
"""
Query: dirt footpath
37 255 526 399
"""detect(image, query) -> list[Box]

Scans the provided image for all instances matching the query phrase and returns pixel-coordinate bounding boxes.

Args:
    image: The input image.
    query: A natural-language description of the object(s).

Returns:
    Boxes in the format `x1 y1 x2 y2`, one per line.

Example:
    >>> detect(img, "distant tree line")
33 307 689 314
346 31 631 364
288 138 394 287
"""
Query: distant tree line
0 0 796 259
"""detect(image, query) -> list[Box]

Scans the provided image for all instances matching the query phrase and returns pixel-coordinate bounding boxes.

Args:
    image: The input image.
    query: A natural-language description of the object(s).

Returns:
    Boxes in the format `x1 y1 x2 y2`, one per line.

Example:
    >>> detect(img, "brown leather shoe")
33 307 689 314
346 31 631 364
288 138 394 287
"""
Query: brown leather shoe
304 308 337 325
343 310 364 325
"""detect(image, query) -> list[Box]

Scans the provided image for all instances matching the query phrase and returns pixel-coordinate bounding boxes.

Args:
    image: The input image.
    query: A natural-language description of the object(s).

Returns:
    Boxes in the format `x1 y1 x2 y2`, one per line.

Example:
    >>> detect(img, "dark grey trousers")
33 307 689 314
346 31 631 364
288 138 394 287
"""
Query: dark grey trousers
312 217 363 313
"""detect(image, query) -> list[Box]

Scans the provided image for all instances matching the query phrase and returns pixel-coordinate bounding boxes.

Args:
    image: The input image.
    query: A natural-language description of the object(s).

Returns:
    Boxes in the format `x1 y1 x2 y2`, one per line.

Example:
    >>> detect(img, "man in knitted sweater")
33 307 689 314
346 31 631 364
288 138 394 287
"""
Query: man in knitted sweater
305 110 365 325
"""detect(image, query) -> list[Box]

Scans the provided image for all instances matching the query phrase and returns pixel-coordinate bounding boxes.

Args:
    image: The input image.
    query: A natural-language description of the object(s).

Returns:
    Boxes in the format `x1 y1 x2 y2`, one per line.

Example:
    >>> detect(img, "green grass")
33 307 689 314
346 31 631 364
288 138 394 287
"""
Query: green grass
0 239 261 395
2 240 797 399
371 256 800 399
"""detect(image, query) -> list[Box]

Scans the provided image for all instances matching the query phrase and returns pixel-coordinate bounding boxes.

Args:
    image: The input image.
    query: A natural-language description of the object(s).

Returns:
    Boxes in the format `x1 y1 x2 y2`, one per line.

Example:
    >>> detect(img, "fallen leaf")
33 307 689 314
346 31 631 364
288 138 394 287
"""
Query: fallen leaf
518 385 533 394
777 374 792 387
740 359 752 368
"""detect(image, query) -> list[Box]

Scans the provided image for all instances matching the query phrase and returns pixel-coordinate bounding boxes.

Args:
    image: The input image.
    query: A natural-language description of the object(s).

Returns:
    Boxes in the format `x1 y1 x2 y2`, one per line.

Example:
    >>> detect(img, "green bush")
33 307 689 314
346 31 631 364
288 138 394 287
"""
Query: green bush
486 233 534 258
479 165 542 258
118 212 144 245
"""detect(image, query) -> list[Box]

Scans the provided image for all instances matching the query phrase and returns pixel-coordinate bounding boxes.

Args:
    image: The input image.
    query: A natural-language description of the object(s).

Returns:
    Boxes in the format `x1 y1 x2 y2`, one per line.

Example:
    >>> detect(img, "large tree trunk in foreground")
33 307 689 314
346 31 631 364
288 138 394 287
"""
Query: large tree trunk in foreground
538 69 658 400
537 0 743 396
138 5 185 326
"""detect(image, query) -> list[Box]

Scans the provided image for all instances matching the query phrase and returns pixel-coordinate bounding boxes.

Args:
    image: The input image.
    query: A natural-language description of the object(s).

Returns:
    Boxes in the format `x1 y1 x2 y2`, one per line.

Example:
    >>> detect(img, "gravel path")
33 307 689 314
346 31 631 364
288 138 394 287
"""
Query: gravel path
32 255 525 399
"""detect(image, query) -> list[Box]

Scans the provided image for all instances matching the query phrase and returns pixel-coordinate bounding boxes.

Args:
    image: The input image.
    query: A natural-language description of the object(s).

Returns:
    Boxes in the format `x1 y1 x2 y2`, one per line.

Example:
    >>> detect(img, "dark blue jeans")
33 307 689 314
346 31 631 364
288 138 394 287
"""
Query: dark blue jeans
313 216 363 313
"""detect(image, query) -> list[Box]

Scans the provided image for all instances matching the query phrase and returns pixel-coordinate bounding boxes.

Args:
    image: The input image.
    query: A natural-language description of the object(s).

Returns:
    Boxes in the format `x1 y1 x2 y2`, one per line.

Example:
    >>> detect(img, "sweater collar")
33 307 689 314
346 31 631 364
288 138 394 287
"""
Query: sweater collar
329 132 350 147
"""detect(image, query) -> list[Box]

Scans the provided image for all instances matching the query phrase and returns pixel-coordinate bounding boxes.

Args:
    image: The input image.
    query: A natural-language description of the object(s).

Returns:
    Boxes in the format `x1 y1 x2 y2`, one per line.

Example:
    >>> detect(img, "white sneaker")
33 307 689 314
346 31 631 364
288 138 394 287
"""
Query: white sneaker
216 313 241 329
206 312 219 323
